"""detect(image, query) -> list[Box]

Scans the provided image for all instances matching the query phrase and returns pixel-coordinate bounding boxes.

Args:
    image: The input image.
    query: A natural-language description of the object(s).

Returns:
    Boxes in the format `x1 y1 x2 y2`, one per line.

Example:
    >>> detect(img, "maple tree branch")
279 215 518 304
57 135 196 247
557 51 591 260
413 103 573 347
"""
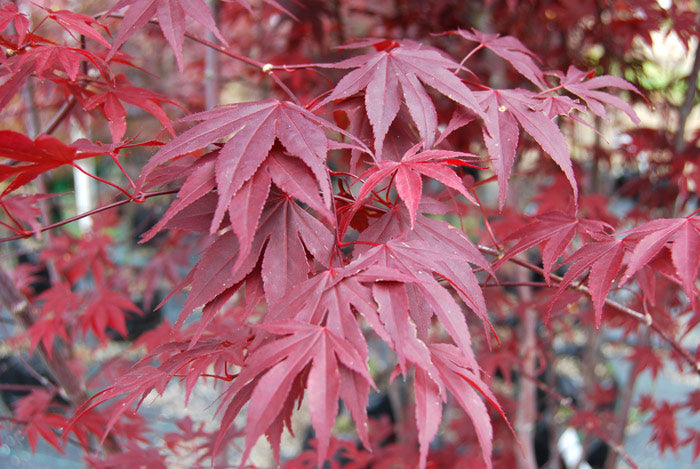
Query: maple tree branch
519 371 638 469
674 37 700 153
42 97 76 135
0 189 178 243
514 267 538 469
478 245 700 378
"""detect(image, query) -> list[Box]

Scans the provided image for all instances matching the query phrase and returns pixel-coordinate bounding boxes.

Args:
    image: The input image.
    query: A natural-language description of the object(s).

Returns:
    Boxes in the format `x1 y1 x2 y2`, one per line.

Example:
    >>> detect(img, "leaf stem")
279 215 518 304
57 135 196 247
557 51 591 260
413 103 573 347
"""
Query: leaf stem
0 189 178 243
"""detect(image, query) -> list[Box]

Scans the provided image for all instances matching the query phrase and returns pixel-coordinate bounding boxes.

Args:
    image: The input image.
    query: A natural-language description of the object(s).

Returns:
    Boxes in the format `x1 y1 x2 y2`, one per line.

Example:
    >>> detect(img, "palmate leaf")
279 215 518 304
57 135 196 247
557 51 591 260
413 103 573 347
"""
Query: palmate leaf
317 38 485 156
166 189 334 337
84 74 177 143
480 88 580 204
546 236 627 326
0 2 29 46
452 28 546 90
496 211 612 283
551 65 642 124
38 6 112 48
0 131 100 195
620 217 700 307
354 143 481 227
215 320 373 467
105 0 227 71
140 99 337 235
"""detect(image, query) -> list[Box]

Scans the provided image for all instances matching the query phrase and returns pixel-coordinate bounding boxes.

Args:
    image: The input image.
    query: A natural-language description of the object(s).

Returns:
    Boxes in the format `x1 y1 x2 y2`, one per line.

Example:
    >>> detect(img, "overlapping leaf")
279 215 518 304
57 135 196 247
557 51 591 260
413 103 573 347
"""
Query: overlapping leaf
0 131 99 195
620 217 700 306
169 190 334 335
497 211 612 283
478 88 580 204
141 99 336 236
317 39 485 156
551 66 641 124
105 0 227 71
547 236 626 326
452 28 546 89
216 321 373 467
354 143 481 227
84 75 177 142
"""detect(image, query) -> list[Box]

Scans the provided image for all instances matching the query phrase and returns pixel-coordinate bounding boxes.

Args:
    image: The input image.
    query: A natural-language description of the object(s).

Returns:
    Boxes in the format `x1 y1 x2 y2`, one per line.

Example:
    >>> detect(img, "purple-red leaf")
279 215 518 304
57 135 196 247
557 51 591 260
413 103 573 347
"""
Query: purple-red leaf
106 0 227 71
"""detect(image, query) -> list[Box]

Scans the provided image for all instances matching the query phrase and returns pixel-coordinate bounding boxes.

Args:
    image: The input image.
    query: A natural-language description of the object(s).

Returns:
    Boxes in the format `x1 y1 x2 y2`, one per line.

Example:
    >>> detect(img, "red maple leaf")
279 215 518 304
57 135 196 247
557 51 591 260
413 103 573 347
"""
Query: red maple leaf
547 236 627 326
354 143 481 227
0 2 29 46
649 401 681 454
216 321 373 467
628 346 664 381
83 74 178 143
0 193 58 235
620 217 700 307
452 28 546 89
550 65 642 124
13 389 67 454
105 0 227 71
79 289 142 344
317 38 486 156
26 282 79 358
141 99 342 236
497 211 612 283
0 131 99 195
38 6 112 48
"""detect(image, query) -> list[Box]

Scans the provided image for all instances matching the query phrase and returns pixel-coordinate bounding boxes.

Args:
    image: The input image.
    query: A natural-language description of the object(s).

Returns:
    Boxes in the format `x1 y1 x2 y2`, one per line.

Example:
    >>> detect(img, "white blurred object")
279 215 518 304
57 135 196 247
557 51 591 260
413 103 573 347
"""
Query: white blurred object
558 427 593 469
71 124 96 232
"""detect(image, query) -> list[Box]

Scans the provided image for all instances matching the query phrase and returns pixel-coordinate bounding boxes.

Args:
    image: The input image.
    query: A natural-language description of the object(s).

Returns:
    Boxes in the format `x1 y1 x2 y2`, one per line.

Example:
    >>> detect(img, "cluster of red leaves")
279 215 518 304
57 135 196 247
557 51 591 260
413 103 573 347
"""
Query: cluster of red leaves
0 1 699 468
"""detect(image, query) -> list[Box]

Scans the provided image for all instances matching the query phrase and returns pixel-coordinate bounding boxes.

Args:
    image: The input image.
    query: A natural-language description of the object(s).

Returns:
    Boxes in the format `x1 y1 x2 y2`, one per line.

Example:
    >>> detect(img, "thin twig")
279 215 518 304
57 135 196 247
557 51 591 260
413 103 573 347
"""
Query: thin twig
519 371 638 469
674 31 700 153
0 189 178 243
478 244 700 377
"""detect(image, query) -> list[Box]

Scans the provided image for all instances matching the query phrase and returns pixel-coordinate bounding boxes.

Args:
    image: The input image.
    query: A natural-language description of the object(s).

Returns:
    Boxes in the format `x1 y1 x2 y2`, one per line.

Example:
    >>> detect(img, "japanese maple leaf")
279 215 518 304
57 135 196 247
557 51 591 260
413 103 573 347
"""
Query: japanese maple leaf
317 39 485 156
685 389 700 413
141 99 338 234
0 193 58 235
0 41 113 110
80 289 142 344
26 282 78 358
355 143 481 227
353 239 483 362
628 346 664 381
551 66 641 124
84 74 177 143
620 217 700 307
13 390 67 454
478 88 580 203
0 2 29 46
38 6 112 48
105 0 227 71
452 28 546 90
649 402 681 454
429 343 510 469
169 190 335 337
144 148 332 273
355 206 493 332
546 236 626 326
475 90 519 208
497 211 612 283
373 282 439 378
216 321 373 467
259 263 422 448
